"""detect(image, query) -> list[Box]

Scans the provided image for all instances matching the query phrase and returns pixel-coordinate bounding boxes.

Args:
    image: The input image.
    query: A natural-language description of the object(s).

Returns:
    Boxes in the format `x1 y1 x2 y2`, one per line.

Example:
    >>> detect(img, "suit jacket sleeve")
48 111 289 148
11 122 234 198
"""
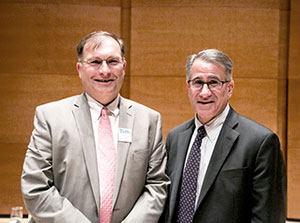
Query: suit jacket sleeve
21 106 92 223
122 113 169 223
250 132 286 223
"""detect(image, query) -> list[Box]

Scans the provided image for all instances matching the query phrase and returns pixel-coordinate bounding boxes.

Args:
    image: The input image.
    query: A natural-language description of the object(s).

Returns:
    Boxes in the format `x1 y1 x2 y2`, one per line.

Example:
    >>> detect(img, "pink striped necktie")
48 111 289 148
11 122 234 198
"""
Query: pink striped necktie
98 107 116 223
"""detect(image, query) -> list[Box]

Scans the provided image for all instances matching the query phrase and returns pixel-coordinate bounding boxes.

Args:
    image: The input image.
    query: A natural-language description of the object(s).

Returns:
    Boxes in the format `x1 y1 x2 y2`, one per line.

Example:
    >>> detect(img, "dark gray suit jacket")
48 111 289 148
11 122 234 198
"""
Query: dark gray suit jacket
161 107 286 223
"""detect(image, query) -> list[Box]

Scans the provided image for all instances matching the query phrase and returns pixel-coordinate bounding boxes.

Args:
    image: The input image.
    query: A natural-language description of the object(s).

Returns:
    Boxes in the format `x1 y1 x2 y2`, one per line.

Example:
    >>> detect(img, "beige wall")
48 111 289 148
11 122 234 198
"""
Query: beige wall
0 0 298 220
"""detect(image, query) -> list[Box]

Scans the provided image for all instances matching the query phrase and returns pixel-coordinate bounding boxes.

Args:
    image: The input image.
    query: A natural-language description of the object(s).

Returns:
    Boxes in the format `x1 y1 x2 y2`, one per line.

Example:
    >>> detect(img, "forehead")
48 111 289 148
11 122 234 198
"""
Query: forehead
191 59 226 79
83 36 121 58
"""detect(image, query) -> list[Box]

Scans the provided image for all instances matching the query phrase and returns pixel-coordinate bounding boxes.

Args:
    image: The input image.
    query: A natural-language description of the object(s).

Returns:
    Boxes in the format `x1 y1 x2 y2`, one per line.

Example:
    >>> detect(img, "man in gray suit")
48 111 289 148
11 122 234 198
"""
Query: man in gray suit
21 31 169 223
161 49 286 223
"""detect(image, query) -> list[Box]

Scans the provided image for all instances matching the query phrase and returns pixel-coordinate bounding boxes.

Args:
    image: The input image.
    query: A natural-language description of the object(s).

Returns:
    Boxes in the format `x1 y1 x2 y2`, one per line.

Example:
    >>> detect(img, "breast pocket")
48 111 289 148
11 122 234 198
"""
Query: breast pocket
220 167 247 178
219 167 249 195
132 149 149 161
128 149 149 180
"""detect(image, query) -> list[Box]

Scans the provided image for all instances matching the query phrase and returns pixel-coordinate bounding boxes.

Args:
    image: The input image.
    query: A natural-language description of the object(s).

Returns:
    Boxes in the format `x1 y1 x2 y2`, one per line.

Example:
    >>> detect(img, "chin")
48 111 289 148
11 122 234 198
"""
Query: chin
197 112 214 123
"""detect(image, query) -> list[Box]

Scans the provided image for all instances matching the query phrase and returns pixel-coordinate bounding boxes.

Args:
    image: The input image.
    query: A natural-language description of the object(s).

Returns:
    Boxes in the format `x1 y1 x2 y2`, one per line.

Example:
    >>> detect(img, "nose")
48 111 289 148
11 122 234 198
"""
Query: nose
199 83 212 98
98 61 110 76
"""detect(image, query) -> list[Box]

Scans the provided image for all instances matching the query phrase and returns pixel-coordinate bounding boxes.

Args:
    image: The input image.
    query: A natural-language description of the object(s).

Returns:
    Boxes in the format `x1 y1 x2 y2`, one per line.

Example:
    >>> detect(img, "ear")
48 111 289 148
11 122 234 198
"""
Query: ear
123 59 127 69
76 62 82 79
227 80 234 97
121 59 127 77
186 80 190 89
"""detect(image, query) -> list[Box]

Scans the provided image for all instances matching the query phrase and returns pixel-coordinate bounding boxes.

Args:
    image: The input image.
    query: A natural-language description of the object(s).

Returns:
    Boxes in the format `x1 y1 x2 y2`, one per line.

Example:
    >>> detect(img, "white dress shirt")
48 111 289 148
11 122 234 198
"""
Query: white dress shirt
185 104 230 207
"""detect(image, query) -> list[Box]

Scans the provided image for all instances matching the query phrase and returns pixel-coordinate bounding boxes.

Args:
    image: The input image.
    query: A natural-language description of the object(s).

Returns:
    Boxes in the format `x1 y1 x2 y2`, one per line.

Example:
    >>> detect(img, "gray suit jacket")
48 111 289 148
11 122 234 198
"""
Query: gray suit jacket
161 106 286 223
21 93 169 223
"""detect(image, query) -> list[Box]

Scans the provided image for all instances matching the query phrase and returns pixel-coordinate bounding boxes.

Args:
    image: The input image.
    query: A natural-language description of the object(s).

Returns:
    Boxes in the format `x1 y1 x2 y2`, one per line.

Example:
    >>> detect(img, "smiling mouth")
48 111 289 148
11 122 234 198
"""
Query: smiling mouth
95 79 114 83
198 101 213 104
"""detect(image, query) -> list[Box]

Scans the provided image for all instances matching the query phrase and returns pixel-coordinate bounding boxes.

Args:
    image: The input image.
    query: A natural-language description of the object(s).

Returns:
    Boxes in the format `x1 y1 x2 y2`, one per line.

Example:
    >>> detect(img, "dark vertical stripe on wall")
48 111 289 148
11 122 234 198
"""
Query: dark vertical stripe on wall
278 2 290 162
120 0 131 98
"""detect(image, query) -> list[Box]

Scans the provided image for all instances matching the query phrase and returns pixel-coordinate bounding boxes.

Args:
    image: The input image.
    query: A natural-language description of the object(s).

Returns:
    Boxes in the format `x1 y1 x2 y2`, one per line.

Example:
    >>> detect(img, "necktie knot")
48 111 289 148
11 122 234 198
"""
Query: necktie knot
101 107 109 118
197 126 206 139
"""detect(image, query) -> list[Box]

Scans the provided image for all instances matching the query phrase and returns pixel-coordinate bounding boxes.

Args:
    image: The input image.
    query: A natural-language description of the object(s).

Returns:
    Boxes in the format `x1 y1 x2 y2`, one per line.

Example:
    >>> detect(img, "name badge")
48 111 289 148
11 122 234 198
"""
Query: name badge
118 128 132 143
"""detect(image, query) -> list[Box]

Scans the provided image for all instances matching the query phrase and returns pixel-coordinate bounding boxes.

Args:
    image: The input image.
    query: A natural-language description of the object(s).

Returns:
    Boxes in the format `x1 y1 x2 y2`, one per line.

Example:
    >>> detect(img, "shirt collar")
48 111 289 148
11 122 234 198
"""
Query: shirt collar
194 104 230 141
85 93 120 120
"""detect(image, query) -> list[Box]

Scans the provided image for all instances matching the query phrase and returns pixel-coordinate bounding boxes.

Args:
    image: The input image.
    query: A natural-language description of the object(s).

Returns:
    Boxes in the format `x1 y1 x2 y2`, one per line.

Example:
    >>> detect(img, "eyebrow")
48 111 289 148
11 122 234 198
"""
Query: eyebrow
87 56 121 60
192 75 221 81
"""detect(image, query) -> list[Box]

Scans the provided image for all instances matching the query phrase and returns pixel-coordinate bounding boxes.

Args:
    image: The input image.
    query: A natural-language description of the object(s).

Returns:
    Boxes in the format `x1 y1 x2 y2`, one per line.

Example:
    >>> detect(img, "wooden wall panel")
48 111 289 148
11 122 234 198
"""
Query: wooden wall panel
131 0 289 9
0 1 121 214
131 6 280 79
130 1 288 147
288 1 300 80
287 84 300 218
287 0 300 219
229 79 279 133
130 77 194 137
0 2 120 75
288 80 300 149
0 0 120 5
120 0 132 98
288 149 300 219
0 74 82 143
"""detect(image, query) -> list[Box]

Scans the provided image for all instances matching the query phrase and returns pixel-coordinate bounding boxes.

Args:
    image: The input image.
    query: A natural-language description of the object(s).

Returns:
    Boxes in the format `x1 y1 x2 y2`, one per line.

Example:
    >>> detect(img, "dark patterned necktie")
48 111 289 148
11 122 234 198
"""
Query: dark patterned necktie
177 126 206 223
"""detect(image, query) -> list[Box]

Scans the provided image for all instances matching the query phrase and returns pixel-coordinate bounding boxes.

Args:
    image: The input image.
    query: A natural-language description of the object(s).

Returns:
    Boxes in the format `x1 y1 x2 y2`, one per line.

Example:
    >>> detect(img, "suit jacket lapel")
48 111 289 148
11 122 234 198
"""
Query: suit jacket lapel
112 97 134 208
169 119 195 220
196 108 240 209
72 93 100 211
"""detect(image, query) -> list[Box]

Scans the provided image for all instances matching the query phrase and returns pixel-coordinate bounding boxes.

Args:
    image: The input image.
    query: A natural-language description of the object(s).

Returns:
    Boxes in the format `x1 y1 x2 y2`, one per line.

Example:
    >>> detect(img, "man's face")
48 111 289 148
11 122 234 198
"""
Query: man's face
76 36 126 105
187 58 234 124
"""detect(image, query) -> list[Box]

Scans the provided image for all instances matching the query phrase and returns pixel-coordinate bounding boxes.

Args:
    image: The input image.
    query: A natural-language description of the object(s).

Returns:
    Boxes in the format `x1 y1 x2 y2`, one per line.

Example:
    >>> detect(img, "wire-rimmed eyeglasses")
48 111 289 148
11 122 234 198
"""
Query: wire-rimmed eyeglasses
187 77 230 91
80 57 123 69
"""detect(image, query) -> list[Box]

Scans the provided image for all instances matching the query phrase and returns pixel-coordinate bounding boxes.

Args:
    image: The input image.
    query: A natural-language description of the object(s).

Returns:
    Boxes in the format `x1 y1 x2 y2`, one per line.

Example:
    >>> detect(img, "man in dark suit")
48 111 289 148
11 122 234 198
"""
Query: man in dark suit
161 49 286 223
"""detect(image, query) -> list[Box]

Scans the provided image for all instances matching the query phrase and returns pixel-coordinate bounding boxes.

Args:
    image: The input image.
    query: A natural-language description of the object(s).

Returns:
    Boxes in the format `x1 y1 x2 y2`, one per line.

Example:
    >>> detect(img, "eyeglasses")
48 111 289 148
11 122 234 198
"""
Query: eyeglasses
80 57 123 69
187 77 230 91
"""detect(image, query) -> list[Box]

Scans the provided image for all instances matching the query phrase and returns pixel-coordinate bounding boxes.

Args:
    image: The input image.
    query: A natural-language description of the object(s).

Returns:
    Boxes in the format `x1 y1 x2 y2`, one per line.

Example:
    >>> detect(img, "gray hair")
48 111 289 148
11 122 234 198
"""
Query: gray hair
186 49 233 81
77 31 125 61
